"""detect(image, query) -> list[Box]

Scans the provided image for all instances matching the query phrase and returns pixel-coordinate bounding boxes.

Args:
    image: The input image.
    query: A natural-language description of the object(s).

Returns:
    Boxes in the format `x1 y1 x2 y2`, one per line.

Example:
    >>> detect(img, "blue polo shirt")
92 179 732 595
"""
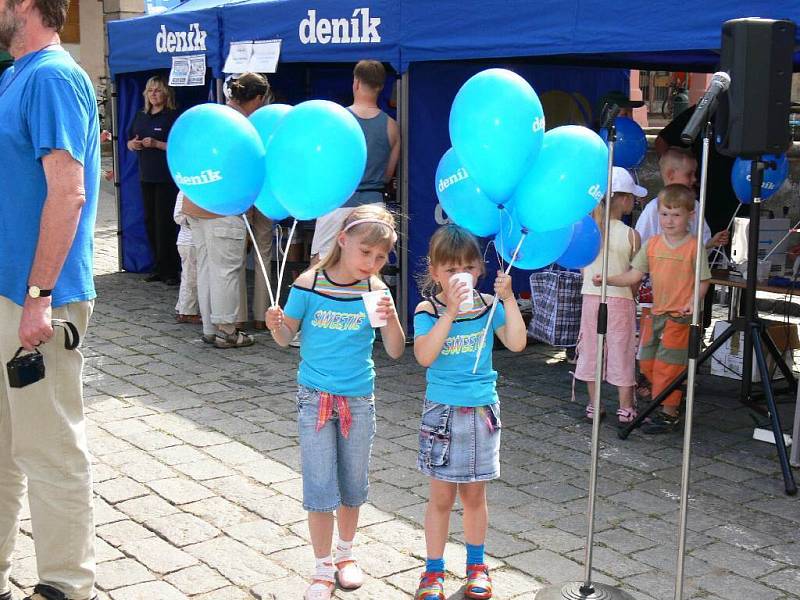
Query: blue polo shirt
414 295 507 407
0 47 99 307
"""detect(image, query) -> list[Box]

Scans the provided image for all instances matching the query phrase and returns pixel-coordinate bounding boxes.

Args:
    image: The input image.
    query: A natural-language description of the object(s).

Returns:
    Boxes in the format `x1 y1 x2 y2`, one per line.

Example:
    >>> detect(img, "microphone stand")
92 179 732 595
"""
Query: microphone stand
536 110 635 600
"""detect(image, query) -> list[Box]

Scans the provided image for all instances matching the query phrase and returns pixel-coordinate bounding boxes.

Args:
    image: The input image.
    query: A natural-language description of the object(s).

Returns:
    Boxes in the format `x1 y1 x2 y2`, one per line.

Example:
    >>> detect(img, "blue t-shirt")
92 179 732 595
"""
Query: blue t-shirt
414 294 507 407
0 47 99 307
284 272 377 397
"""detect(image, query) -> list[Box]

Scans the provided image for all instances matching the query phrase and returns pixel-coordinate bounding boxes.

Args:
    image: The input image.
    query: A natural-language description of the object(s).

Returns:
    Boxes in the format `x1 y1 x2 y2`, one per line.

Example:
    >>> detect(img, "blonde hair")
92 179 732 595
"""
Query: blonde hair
315 204 397 272
419 224 484 297
658 183 695 211
591 191 632 240
143 76 176 113
658 147 695 178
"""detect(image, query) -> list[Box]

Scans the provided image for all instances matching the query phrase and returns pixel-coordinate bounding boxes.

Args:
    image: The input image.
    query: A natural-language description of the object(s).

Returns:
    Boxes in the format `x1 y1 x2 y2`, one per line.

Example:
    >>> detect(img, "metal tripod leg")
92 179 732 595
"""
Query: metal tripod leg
618 322 738 440
758 319 798 389
752 326 798 495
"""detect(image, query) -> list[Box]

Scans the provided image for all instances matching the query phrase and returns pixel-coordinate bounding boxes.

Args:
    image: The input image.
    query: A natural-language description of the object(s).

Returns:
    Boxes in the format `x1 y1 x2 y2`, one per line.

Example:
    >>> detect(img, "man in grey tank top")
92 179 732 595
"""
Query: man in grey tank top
310 60 401 264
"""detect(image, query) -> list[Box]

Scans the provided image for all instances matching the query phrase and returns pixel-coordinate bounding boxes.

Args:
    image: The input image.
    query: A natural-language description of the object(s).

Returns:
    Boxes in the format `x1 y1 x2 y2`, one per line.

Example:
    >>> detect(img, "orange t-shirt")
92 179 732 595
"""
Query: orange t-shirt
631 234 710 316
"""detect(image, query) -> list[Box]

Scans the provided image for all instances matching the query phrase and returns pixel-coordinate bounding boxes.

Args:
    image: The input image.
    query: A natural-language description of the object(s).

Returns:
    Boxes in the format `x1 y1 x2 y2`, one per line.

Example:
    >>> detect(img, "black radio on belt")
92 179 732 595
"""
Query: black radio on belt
6 348 45 388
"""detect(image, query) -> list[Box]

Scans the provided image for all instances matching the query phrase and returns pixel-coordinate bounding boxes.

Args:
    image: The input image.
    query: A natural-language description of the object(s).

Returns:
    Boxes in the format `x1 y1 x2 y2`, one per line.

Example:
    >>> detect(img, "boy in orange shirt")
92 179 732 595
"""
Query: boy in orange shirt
594 184 711 433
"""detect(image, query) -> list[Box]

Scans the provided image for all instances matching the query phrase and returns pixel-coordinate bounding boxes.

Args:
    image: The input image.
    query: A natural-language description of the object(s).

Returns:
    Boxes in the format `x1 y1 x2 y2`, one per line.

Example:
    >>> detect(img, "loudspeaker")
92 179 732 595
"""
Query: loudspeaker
716 18 795 158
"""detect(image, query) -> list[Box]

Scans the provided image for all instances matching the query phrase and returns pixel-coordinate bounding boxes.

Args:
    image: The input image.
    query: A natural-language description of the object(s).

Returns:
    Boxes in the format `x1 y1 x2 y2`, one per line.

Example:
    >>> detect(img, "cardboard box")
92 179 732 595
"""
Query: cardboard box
731 218 793 276
710 319 799 381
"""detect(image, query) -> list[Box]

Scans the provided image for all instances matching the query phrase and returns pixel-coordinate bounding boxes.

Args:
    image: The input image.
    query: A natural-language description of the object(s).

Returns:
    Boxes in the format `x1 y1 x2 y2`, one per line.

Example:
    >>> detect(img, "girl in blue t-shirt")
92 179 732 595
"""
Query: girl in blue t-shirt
413 225 526 600
266 204 405 600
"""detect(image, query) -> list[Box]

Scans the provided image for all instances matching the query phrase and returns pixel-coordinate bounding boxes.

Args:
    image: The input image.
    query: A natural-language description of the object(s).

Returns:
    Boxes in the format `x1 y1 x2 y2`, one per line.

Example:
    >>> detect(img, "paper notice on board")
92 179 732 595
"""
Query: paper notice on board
188 55 206 86
249 39 281 73
169 55 206 86
169 56 190 86
224 41 253 74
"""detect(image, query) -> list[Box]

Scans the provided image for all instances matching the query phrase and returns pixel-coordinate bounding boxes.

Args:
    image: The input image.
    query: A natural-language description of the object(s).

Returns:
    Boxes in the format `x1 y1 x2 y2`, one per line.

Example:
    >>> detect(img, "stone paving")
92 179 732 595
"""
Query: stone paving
7 185 800 599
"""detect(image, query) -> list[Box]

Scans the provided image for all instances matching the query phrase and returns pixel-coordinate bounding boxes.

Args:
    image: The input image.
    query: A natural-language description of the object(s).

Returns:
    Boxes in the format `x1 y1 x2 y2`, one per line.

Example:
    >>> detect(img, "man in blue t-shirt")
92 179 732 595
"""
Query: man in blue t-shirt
0 0 99 598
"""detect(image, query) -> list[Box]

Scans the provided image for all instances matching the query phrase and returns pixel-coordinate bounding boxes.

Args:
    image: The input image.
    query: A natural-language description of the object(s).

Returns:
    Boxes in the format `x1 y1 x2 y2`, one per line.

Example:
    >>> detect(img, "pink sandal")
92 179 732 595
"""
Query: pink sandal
616 407 638 424
335 559 364 589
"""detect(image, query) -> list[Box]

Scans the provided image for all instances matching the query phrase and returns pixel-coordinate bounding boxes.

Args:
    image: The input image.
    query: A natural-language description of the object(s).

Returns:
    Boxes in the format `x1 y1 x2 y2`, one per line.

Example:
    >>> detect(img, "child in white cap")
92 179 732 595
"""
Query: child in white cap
574 167 646 425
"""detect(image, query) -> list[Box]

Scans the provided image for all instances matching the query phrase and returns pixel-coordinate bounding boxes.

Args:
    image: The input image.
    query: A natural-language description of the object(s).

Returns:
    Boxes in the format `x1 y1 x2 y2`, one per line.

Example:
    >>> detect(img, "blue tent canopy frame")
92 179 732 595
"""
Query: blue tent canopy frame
107 0 800 325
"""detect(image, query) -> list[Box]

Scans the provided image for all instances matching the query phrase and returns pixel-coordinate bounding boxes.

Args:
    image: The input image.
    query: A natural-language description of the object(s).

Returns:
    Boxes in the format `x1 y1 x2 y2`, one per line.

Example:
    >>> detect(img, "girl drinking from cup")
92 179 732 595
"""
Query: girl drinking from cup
266 204 405 600
412 224 526 600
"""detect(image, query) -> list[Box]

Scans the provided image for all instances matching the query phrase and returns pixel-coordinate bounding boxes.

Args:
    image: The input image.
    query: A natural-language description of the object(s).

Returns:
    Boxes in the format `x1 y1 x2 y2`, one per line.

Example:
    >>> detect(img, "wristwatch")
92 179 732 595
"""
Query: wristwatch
27 285 52 299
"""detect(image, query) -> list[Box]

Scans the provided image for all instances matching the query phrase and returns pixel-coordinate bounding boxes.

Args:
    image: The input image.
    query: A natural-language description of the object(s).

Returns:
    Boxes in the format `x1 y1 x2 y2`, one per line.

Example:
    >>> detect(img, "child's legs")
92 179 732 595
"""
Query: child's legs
458 482 488 547
573 295 599 383
638 308 656 386
653 318 690 413
297 387 340 556
308 512 335 559
425 479 458 559
336 396 376 542
176 244 199 315
605 297 637 409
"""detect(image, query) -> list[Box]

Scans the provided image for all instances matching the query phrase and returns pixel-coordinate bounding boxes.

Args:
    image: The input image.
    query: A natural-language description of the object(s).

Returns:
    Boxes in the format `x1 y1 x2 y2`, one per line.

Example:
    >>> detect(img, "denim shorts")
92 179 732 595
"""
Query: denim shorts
297 385 376 512
417 400 501 483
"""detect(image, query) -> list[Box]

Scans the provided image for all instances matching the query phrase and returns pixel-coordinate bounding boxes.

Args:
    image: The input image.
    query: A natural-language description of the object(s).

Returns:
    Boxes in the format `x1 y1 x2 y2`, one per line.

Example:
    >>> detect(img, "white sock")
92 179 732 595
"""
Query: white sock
314 555 336 583
334 538 354 563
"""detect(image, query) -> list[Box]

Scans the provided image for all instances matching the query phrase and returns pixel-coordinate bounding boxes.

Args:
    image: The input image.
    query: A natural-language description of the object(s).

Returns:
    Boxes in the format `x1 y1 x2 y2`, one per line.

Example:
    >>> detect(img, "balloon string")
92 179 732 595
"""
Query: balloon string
242 213 276 308
471 229 526 375
274 219 298 307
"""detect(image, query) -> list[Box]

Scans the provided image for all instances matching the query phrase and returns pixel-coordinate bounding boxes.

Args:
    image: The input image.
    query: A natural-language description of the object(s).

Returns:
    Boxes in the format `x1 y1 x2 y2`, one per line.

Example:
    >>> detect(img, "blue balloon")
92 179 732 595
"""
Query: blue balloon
167 103 265 215
265 100 366 220
599 117 647 168
731 154 789 204
494 209 573 270
449 68 545 205
250 104 293 220
435 148 502 237
557 215 601 269
513 125 608 233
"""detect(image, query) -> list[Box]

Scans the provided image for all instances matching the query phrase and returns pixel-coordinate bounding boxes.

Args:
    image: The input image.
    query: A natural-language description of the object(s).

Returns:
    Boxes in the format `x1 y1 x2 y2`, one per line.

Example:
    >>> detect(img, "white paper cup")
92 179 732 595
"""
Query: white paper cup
449 273 473 312
362 289 392 328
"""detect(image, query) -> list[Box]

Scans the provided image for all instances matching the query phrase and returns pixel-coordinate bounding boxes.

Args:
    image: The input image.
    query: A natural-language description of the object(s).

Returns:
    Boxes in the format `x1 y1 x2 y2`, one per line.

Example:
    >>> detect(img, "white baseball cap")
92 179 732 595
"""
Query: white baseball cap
611 167 647 197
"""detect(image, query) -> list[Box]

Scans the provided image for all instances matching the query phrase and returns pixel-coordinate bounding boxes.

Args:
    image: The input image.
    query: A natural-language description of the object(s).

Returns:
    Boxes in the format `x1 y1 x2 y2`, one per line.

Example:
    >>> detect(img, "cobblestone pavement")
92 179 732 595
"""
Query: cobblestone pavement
8 185 800 600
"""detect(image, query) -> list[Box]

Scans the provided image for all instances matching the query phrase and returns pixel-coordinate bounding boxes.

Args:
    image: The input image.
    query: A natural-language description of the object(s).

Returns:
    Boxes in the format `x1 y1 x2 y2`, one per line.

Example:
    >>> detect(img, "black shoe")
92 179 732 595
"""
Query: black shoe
23 584 97 600
164 277 180 286
642 410 681 434
1 590 12 600
144 273 162 283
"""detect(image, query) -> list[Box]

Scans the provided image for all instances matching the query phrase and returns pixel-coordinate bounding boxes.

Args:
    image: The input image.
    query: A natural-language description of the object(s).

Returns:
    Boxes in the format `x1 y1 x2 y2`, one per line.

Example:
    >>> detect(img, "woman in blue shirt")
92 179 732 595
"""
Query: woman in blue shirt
413 225 526 600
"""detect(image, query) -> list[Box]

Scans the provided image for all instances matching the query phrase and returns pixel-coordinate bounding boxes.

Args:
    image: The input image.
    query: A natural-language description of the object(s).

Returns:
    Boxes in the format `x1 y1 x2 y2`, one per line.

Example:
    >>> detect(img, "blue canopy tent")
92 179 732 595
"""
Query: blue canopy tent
107 0 234 272
398 0 800 330
105 0 800 326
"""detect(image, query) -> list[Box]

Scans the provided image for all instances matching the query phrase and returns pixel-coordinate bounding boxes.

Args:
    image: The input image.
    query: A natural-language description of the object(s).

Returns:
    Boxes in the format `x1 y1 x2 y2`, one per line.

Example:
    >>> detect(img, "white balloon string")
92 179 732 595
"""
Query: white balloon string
243 213 276 308
274 219 298 307
471 229 527 374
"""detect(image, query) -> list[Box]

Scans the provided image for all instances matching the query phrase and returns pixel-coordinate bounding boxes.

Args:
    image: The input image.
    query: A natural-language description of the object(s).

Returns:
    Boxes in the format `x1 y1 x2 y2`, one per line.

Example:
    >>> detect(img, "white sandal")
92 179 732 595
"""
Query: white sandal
336 559 364 589
304 580 334 600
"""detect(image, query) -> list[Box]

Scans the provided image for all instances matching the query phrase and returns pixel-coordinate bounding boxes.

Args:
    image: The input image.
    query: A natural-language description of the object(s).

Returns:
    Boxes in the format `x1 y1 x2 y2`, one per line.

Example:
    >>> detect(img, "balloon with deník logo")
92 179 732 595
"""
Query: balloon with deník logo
731 154 789 204
494 209 573 270
250 103 292 220
435 148 503 238
167 103 265 215
556 214 601 269
599 116 647 169
265 100 366 221
512 125 608 233
449 68 545 205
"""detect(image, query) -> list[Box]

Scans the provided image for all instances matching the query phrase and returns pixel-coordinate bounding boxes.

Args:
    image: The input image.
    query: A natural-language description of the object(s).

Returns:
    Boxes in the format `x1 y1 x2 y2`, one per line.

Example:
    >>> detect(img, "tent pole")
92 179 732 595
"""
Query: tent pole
399 70 410 335
110 77 123 272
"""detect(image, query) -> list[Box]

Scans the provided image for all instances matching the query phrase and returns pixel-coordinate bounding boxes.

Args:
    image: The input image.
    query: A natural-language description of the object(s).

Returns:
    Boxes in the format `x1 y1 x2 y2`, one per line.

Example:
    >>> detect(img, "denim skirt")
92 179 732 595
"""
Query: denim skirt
417 400 501 483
